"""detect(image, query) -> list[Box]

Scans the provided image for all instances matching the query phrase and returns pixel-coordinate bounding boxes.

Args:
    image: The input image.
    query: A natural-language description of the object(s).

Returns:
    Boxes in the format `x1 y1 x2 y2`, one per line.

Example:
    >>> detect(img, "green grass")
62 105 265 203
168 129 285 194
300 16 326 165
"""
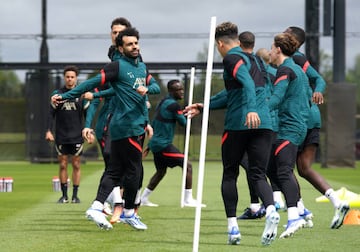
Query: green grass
0 161 359 252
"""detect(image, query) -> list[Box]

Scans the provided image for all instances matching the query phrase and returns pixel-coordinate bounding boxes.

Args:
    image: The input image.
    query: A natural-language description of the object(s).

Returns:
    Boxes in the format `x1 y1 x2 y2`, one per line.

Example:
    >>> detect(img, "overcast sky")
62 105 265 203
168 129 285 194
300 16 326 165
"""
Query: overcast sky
0 0 359 79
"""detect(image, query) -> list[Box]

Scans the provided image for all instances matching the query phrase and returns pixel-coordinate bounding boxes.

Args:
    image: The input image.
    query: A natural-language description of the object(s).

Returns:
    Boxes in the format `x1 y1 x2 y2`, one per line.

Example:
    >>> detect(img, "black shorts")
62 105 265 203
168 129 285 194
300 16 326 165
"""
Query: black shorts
55 143 83 156
298 128 320 152
153 144 184 170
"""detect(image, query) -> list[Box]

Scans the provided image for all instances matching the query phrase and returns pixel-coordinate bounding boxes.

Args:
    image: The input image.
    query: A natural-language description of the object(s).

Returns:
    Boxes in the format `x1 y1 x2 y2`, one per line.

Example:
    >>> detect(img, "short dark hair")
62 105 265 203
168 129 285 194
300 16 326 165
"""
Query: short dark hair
111 17 132 29
285 26 305 47
63 65 79 76
215 22 238 42
115 27 140 47
167 79 180 90
239 31 255 49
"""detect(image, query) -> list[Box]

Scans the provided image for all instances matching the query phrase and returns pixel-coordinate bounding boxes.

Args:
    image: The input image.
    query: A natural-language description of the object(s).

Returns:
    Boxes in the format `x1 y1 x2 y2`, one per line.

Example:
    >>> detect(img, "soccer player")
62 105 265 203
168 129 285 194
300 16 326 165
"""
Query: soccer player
285 26 350 229
82 17 132 224
184 22 279 246
266 33 311 238
46 65 89 204
236 32 276 220
140 79 202 207
52 27 160 230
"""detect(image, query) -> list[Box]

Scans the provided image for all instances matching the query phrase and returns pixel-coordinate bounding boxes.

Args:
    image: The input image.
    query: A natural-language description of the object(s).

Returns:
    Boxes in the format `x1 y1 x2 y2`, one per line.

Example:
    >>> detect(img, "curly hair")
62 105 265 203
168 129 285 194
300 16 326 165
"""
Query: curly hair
274 33 299 56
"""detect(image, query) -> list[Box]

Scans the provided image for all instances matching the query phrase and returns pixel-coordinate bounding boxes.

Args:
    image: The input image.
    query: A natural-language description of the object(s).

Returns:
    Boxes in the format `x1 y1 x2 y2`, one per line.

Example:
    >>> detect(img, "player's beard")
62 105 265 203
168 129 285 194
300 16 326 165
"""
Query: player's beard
123 49 139 59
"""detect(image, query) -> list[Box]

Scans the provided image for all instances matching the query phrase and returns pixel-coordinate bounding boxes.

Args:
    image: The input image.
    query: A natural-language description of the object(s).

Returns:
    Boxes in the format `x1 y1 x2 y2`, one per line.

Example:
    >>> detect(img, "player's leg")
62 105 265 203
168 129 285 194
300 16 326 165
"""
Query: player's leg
140 154 166 207
297 130 349 229
55 144 69 203
71 154 81 203
119 136 147 230
247 129 279 245
221 131 244 245
275 140 306 238
238 153 265 219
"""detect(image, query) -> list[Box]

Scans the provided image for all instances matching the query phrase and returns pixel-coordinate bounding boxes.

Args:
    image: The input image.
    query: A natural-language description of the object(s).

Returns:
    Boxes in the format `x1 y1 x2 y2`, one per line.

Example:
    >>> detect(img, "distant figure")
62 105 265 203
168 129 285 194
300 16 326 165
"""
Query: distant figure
46 65 89 204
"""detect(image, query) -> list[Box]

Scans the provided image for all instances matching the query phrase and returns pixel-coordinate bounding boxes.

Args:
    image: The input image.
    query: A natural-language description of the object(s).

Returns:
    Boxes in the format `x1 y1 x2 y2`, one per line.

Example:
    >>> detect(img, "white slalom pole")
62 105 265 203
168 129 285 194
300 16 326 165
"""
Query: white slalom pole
192 16 216 252
181 67 196 208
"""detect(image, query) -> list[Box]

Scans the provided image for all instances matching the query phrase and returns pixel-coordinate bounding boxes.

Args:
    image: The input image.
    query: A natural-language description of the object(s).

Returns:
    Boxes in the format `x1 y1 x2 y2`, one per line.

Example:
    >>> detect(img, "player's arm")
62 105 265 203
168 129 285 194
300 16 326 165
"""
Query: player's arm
45 92 57 141
145 71 161 95
93 87 116 99
168 102 187 127
268 67 290 110
223 54 257 113
209 89 228 110
305 65 326 104
52 62 119 103
293 54 326 104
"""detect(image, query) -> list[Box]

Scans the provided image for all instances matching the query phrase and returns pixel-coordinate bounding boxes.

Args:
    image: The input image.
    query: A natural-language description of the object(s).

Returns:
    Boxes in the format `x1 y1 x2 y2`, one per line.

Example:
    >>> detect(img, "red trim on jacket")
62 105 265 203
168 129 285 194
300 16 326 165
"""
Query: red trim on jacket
232 59 244 78
274 75 287 85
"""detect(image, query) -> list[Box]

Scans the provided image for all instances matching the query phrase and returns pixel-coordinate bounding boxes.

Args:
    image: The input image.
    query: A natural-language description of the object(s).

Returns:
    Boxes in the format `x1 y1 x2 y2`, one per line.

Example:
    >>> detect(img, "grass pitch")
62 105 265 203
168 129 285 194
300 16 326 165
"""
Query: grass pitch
0 161 359 252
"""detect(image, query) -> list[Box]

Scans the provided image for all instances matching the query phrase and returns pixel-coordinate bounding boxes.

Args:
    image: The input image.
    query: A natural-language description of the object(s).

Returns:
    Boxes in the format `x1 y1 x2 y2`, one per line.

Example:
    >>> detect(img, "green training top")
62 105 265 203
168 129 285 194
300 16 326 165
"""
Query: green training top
209 46 272 131
268 57 310 145
148 95 187 153
59 55 160 140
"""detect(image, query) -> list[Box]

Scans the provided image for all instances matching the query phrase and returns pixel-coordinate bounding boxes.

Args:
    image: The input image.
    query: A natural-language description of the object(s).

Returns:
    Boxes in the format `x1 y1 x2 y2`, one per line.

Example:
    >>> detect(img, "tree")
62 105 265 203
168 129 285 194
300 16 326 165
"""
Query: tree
346 54 360 119
319 49 333 83
0 70 23 98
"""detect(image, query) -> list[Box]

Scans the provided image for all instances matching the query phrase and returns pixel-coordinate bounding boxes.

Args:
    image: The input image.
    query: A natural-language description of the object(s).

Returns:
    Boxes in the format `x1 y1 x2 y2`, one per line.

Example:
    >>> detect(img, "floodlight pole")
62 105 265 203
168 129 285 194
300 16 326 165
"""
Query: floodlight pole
40 0 48 63
333 0 346 82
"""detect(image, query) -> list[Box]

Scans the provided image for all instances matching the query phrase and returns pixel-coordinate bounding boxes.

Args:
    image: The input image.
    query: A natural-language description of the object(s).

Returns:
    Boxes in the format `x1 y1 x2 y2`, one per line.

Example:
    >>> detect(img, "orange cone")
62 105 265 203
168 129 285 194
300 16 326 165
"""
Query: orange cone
343 210 360 225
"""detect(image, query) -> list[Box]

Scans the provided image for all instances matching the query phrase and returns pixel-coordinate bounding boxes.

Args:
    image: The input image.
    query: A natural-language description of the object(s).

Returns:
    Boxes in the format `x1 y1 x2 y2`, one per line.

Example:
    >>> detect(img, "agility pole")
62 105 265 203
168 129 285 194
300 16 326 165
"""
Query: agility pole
181 67 196 208
192 16 216 252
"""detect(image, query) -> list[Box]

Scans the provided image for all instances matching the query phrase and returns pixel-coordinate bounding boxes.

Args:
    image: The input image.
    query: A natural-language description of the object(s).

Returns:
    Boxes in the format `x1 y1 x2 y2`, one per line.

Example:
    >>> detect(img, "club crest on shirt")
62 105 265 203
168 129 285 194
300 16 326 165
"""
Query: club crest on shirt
61 101 77 111
132 77 146 89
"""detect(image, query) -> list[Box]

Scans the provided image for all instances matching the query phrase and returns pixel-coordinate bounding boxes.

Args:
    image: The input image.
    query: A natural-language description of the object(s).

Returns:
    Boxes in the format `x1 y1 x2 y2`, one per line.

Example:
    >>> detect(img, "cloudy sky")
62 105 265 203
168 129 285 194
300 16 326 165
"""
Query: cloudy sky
0 0 359 80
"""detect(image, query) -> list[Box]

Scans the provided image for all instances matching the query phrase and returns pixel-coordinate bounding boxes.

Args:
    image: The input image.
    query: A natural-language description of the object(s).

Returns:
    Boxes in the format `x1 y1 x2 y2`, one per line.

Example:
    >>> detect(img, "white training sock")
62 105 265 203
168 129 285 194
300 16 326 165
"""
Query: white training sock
135 189 142 205
123 208 135 217
141 187 153 201
325 188 341 209
185 189 193 201
273 191 283 203
91 200 104 211
288 206 300 220
106 191 113 206
265 205 276 217
227 217 238 231
297 198 305 215
250 203 261 213
111 186 123 204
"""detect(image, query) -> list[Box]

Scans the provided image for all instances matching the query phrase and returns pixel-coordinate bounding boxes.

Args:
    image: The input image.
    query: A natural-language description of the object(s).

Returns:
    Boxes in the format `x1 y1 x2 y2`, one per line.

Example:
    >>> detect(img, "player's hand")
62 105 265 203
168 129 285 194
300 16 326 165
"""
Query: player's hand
145 124 153 139
245 112 261 129
142 146 150 159
51 94 64 106
83 92 94 100
82 128 95 144
312 92 324 104
45 131 54 142
183 103 203 118
136 86 148 96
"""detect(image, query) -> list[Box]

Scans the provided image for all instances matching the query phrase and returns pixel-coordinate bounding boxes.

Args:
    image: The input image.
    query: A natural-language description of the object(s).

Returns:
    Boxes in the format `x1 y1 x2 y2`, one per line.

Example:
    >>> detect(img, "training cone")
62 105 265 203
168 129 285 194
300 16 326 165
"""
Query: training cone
343 209 360 225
